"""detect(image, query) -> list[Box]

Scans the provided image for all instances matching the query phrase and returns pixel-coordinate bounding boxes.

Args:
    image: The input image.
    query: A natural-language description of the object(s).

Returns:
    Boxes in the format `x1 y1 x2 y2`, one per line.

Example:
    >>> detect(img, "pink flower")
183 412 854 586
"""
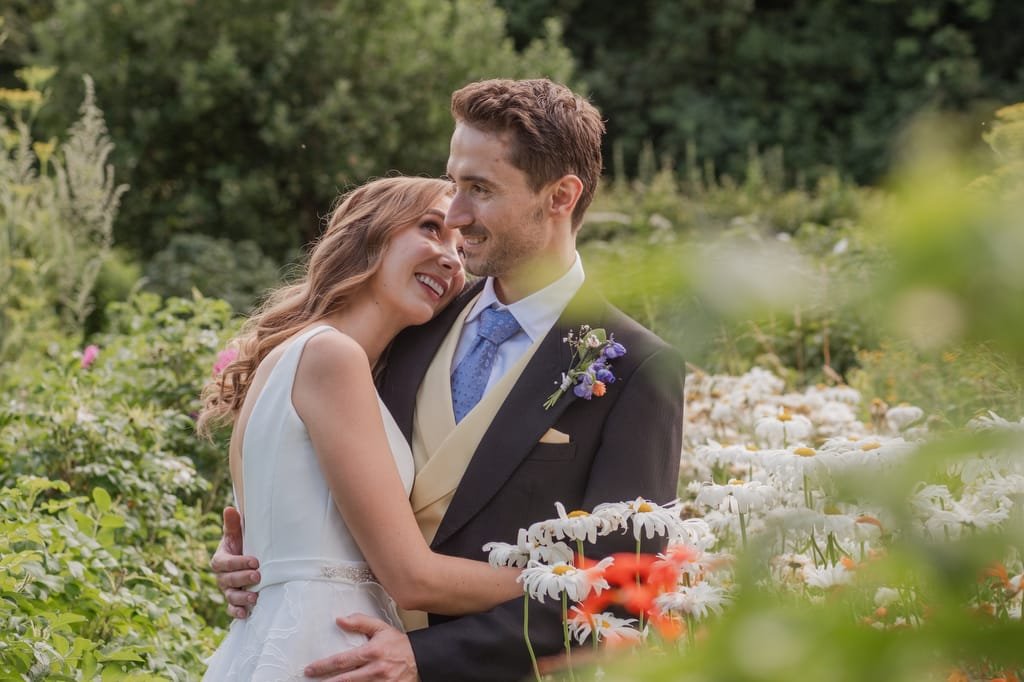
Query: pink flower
81 345 100 369
213 348 238 375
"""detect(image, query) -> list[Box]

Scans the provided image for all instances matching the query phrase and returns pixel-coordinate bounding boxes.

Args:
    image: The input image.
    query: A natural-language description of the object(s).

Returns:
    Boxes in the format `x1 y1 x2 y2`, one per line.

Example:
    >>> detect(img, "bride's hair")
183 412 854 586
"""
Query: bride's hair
196 176 453 437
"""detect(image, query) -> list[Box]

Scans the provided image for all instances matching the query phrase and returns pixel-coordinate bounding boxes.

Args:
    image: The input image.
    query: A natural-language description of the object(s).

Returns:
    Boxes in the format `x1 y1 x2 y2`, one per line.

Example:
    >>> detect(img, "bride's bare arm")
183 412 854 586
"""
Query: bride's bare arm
292 331 521 615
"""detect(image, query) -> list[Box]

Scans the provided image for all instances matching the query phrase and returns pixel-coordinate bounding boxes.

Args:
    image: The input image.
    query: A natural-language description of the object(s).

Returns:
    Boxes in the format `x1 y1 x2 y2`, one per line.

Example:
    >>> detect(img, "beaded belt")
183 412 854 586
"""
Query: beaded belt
319 563 376 583
254 558 379 590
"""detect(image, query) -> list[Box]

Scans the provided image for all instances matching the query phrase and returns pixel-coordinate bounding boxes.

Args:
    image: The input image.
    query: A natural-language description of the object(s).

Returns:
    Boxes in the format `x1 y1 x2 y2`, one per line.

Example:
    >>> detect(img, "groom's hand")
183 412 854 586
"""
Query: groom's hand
209 506 261 619
303 614 418 681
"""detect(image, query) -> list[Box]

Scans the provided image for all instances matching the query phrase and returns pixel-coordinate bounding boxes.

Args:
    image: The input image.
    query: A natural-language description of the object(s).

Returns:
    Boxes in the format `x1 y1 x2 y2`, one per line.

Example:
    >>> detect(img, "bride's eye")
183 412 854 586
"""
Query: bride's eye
421 220 442 235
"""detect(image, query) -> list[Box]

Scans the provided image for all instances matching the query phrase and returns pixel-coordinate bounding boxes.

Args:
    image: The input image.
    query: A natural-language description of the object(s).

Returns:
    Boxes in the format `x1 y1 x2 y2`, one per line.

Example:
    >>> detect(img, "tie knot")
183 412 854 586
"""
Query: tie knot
478 306 521 346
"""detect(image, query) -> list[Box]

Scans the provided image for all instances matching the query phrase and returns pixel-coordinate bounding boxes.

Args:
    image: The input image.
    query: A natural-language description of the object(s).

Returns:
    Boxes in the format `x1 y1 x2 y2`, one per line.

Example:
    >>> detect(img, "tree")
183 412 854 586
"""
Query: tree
498 0 1024 184
31 0 574 256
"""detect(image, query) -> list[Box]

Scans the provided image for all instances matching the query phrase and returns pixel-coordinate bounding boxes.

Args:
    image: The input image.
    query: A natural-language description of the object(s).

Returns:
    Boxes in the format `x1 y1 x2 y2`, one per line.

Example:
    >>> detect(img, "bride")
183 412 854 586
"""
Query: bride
196 177 521 681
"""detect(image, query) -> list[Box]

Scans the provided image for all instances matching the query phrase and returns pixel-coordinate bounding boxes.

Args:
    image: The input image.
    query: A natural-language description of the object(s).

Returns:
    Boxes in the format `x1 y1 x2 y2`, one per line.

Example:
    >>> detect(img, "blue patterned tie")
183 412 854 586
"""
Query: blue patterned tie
451 306 522 423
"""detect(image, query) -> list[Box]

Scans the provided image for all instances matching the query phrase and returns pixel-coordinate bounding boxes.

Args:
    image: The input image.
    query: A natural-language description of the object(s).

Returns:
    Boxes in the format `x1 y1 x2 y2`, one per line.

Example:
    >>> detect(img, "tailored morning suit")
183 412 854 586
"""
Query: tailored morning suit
377 277 685 682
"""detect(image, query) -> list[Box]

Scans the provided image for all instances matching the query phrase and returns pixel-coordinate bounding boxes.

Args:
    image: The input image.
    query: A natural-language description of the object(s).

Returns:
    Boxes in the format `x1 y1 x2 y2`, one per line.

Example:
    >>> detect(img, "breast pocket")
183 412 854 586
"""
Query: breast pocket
526 442 578 461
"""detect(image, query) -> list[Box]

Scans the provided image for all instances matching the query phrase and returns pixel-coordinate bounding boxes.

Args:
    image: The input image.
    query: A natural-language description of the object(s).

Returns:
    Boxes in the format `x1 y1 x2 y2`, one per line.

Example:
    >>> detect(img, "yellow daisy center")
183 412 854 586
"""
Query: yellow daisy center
552 565 576 576
793 446 816 457
568 510 590 518
636 502 654 513
860 442 881 451
728 478 745 486
778 410 793 422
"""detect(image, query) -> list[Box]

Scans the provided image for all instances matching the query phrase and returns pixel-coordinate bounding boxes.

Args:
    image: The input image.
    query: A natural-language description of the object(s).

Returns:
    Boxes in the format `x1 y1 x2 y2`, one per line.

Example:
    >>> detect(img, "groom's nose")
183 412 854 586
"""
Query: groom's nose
445 190 473 230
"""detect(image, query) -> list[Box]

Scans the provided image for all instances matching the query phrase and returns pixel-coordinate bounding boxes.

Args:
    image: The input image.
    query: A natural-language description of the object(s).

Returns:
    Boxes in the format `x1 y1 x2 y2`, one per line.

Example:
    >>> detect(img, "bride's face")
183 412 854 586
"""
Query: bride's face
370 195 465 327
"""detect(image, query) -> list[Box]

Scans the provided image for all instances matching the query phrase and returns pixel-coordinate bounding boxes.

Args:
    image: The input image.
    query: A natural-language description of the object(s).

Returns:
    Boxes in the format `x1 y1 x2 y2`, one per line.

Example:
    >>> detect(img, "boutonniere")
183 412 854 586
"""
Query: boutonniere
543 325 627 409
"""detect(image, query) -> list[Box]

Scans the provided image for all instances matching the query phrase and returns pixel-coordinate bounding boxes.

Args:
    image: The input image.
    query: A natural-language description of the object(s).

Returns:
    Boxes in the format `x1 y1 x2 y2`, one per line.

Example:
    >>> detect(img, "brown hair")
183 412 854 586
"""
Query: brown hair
196 176 453 437
450 78 604 230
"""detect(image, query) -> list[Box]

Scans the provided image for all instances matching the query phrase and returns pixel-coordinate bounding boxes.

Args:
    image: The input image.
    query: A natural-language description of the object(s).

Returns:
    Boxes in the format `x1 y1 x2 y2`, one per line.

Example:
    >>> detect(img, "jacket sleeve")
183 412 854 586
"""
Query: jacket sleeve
408 347 685 682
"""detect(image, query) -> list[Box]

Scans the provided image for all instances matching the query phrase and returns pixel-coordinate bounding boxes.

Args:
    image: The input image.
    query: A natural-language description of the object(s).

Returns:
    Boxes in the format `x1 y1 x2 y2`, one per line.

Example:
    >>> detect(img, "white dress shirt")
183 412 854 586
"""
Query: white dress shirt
451 254 585 395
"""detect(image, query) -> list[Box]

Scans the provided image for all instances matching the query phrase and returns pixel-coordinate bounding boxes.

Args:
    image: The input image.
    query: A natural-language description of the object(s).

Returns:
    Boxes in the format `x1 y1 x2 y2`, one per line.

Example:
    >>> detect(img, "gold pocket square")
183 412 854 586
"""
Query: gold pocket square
539 428 571 444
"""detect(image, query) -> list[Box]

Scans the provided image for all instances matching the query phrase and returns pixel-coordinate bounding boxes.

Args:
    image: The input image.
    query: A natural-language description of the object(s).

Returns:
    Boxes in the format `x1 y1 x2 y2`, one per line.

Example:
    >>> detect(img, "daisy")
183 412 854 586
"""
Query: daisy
755 410 813 449
593 497 682 541
654 583 731 620
694 479 778 515
803 563 853 590
567 607 641 646
885 404 924 433
518 556 614 604
483 528 573 568
546 502 613 544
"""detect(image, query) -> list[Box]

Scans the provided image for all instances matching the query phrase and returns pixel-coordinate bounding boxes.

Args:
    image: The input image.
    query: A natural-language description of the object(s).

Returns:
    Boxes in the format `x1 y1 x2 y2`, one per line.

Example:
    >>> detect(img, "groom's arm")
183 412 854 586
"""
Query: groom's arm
409 346 686 682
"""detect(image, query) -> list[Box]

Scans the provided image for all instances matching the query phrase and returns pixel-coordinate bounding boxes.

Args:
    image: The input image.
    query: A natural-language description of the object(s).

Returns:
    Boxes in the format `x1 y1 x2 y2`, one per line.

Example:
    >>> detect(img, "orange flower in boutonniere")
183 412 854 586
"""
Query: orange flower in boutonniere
544 325 626 409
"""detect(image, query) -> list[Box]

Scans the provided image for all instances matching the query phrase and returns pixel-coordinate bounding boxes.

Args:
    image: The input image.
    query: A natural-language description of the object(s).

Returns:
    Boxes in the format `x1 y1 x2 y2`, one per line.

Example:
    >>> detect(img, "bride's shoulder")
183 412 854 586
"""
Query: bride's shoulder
296 326 370 379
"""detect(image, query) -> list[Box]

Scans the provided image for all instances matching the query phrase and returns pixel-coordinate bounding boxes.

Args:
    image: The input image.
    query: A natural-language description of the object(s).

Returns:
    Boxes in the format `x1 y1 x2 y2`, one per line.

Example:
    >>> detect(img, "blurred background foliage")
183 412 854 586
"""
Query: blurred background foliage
1 0 1023 677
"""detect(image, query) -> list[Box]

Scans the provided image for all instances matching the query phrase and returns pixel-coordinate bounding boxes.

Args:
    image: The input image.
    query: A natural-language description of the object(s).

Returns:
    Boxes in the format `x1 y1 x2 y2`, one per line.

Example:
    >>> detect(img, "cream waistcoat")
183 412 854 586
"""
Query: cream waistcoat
400 294 543 629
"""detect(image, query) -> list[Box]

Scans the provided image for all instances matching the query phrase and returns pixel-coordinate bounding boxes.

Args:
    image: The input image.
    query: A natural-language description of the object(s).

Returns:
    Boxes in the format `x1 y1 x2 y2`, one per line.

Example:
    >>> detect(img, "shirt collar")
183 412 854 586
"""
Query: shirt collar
465 253 586 342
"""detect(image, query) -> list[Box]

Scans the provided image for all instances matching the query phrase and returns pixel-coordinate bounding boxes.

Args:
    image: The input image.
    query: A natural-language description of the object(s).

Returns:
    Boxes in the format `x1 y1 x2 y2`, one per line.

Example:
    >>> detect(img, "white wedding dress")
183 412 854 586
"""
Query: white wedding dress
203 325 414 681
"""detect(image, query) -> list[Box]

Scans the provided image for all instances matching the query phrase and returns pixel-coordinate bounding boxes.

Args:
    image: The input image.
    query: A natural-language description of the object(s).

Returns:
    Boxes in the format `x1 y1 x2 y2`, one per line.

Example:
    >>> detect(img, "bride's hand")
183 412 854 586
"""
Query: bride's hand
210 506 261 619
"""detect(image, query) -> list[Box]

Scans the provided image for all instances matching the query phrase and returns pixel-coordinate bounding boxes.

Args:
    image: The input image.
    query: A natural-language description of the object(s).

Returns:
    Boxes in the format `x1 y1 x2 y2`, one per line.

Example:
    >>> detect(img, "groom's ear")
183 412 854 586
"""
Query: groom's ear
546 174 584 223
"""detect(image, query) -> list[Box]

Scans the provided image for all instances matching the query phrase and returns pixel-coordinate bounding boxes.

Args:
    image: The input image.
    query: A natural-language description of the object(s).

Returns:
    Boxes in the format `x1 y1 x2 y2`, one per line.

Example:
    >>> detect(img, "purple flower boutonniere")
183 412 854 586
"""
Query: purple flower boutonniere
543 325 627 410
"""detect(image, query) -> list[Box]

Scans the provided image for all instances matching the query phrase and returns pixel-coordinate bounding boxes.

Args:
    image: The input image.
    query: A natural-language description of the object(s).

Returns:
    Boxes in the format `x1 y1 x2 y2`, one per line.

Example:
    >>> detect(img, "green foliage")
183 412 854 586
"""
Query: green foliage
1 291 240 677
144 233 282 313
0 71 126 363
498 0 1024 185
582 148 884 385
0 477 217 679
850 343 1024 427
29 0 575 257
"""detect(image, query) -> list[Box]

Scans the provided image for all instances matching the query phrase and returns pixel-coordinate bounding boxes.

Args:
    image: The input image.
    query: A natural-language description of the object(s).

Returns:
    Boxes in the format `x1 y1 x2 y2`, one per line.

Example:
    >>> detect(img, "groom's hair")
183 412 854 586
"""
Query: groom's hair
451 78 604 231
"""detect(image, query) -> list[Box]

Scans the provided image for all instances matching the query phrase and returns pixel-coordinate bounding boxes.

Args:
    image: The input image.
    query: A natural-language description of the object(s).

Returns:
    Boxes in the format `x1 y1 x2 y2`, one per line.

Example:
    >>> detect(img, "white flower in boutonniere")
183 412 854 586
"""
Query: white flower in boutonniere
543 325 627 410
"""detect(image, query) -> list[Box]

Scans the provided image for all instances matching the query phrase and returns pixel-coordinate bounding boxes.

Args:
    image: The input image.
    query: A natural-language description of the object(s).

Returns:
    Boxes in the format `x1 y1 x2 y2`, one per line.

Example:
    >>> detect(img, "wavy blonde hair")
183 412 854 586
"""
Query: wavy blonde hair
196 176 453 437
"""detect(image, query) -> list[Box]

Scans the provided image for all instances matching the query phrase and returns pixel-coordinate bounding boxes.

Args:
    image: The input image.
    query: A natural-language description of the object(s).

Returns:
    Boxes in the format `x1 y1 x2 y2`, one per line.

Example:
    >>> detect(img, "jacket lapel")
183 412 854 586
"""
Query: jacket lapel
431 284 608 548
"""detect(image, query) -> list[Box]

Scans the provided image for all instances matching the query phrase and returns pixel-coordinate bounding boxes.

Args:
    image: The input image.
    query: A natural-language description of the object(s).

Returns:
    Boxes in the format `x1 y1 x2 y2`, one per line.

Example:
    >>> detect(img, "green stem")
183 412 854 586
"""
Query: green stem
562 592 576 682
738 510 748 549
635 537 645 631
523 592 541 682
576 539 585 566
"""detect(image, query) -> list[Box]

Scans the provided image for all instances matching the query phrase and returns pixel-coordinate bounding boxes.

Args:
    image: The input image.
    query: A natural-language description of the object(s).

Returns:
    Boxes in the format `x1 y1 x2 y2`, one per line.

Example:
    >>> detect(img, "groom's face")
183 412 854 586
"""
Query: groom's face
445 123 553 282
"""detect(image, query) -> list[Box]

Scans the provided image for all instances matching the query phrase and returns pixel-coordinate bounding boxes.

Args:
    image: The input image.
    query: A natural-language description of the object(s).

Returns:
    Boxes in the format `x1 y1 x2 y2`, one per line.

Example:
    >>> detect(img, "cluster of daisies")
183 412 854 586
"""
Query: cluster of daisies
483 498 729 652
683 367 1024 625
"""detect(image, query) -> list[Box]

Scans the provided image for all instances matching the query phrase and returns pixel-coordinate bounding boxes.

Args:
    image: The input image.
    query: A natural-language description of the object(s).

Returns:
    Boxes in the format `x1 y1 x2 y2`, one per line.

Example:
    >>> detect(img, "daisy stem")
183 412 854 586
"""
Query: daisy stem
635 538 645 631
738 511 748 549
523 591 542 682
562 592 576 682
808 533 826 567
576 539 585 566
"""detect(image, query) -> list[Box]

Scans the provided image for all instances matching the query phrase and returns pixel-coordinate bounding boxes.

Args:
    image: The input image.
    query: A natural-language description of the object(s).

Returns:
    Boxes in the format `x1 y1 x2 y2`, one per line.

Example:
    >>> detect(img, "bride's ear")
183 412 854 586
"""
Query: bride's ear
547 175 584 221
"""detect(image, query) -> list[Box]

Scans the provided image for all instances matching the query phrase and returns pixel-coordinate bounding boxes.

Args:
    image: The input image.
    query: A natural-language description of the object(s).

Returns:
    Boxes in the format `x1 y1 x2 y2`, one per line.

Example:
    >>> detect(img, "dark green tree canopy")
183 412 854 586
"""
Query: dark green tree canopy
30 0 573 256
499 0 1024 184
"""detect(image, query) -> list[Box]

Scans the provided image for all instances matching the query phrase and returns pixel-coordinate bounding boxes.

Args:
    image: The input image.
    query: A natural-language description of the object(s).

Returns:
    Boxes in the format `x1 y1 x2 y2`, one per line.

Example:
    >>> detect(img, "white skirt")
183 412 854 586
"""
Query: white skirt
202 579 403 682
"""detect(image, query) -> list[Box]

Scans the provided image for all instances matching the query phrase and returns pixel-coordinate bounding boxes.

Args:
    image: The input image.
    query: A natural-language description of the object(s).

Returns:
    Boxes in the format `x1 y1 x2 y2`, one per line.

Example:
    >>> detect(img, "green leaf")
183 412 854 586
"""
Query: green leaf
98 513 125 529
48 612 88 629
98 648 145 663
92 487 112 513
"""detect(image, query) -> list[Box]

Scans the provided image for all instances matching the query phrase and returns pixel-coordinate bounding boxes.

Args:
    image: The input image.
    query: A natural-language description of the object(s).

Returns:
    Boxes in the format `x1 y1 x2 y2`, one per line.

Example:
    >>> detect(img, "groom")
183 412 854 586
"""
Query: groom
212 78 684 681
